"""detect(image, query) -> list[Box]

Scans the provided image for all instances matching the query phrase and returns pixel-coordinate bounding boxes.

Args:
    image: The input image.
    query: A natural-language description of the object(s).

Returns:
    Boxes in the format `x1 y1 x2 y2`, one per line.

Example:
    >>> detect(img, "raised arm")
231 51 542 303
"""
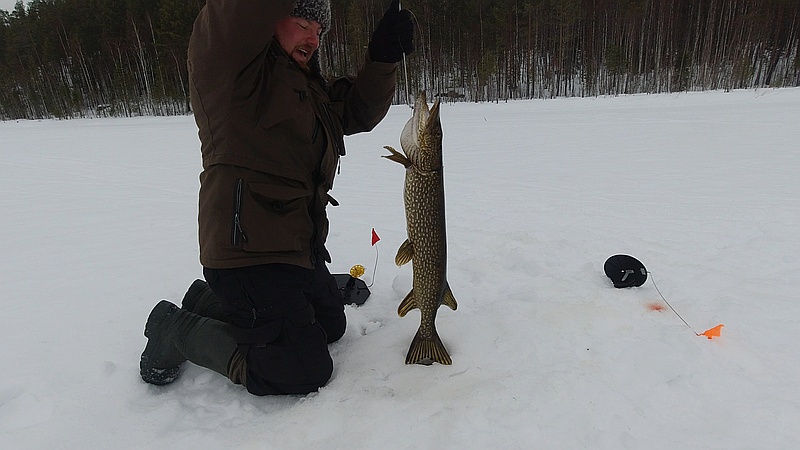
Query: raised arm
328 0 415 135
189 0 294 72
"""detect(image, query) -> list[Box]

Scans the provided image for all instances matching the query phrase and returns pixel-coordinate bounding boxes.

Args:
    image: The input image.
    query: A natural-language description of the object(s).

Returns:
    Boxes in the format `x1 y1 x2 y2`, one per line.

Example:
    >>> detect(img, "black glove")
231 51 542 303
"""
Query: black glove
368 0 414 63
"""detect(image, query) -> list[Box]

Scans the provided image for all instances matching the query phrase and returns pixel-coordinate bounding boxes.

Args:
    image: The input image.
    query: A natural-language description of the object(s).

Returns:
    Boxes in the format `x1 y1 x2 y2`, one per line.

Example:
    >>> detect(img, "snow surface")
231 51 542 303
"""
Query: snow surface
0 0 19 12
1 88 799 449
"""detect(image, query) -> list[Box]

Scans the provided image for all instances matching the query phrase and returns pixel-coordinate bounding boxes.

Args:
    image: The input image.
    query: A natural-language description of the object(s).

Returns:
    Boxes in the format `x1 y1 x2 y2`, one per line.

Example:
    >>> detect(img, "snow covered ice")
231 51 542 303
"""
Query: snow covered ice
1 88 799 449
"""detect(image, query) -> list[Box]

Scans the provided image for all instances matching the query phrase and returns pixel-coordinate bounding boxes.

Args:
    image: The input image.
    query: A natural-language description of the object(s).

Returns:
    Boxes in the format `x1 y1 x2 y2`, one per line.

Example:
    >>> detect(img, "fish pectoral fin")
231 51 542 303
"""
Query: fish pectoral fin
443 283 458 311
382 146 413 168
397 290 416 317
394 239 414 266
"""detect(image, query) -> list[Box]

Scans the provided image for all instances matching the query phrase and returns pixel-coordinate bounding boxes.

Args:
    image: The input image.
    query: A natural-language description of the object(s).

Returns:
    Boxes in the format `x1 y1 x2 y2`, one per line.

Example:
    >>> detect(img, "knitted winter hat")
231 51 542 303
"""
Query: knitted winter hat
292 0 331 36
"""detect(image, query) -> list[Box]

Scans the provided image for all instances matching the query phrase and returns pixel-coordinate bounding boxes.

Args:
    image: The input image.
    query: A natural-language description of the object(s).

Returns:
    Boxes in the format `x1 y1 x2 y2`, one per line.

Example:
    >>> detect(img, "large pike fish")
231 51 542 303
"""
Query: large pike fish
383 92 457 365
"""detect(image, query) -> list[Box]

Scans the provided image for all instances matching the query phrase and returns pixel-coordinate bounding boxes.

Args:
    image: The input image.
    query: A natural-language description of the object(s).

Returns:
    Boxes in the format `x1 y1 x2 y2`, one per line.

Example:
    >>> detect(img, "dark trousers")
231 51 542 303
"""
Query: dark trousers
203 261 346 395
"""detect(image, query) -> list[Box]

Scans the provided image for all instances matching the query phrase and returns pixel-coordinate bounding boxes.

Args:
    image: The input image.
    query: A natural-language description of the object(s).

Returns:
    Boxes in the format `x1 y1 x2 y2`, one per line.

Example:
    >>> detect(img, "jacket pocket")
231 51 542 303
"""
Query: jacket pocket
231 179 314 253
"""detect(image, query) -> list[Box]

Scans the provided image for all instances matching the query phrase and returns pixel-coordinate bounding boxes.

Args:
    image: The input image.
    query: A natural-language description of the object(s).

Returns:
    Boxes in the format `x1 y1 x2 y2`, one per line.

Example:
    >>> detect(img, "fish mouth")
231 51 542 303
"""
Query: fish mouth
399 91 443 170
428 96 440 123
410 92 428 138
415 93 441 137
406 93 441 143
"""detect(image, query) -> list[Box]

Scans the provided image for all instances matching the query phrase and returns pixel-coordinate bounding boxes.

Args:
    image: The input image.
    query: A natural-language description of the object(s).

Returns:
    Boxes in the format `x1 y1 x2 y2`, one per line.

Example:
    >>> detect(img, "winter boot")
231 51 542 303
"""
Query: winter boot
141 300 246 386
140 300 187 385
181 279 226 321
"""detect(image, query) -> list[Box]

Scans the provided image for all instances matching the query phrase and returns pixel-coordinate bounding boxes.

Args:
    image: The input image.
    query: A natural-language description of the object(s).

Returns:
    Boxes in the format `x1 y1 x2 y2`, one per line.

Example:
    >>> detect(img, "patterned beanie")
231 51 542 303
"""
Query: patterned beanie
292 0 331 36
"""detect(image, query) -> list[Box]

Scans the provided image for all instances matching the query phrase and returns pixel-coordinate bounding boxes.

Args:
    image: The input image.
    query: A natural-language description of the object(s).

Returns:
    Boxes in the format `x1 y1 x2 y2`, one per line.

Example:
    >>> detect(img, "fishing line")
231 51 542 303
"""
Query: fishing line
649 272 701 336
399 1 411 106
398 1 425 107
402 54 411 106
368 244 378 287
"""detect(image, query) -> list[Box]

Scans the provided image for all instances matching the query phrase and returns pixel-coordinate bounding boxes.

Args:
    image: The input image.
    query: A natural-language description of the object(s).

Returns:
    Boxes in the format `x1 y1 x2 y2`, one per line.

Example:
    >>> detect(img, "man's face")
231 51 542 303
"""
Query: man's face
275 16 323 69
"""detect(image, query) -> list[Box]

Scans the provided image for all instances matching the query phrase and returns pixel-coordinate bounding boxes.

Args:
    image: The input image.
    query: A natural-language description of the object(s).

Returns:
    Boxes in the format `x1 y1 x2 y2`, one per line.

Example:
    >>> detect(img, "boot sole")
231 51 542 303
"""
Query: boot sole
140 301 182 385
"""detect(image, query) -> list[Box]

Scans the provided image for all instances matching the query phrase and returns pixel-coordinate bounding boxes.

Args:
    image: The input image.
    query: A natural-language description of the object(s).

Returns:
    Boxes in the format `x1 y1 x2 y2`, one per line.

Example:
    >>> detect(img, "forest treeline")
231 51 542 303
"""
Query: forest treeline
1 0 798 120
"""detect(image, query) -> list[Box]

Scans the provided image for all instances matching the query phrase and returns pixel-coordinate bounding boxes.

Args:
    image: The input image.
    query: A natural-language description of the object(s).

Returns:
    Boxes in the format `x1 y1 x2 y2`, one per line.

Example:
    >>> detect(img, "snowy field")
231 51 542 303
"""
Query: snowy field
1 88 799 449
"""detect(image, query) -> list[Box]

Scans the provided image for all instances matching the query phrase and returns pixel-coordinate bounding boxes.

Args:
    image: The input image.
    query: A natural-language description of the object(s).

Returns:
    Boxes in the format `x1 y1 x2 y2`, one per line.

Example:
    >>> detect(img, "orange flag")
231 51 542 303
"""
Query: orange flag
371 228 380 246
700 324 724 339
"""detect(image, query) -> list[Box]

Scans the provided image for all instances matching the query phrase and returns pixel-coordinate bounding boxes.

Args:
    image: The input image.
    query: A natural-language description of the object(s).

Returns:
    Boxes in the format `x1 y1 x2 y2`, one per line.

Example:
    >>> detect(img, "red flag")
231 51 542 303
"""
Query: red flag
371 228 380 246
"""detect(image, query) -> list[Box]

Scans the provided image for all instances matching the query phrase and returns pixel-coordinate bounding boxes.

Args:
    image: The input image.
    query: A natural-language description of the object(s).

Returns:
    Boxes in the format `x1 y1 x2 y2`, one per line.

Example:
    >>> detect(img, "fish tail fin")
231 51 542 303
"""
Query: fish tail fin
405 328 452 365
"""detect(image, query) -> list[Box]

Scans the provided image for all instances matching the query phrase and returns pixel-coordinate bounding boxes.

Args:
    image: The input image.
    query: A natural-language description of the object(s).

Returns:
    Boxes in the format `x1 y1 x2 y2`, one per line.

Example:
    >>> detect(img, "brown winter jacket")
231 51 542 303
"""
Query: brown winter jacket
188 0 397 269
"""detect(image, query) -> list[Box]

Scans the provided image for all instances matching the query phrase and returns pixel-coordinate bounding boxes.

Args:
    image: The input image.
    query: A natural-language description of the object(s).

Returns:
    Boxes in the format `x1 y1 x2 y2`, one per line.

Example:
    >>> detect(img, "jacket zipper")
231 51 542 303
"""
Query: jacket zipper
232 179 248 246
321 104 345 156
311 119 320 143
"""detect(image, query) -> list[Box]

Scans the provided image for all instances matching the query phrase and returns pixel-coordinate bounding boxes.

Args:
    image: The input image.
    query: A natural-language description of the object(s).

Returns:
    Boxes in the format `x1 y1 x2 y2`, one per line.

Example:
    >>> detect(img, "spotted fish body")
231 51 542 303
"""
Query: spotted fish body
383 92 457 365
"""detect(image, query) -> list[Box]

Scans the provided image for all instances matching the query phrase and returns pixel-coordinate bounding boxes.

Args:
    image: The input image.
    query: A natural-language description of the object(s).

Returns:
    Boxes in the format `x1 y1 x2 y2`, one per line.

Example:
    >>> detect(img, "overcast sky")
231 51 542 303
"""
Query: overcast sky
1 0 24 13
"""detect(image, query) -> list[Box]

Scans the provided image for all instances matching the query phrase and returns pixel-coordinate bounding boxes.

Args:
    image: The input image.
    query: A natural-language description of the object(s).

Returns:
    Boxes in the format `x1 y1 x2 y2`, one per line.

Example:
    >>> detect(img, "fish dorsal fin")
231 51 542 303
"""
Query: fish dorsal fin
395 239 414 266
397 290 416 317
382 146 413 168
443 283 458 311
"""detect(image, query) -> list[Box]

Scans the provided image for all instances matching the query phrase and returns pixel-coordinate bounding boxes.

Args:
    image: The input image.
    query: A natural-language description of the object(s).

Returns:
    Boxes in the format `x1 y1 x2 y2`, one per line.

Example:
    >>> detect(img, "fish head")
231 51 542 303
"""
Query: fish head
400 92 443 172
